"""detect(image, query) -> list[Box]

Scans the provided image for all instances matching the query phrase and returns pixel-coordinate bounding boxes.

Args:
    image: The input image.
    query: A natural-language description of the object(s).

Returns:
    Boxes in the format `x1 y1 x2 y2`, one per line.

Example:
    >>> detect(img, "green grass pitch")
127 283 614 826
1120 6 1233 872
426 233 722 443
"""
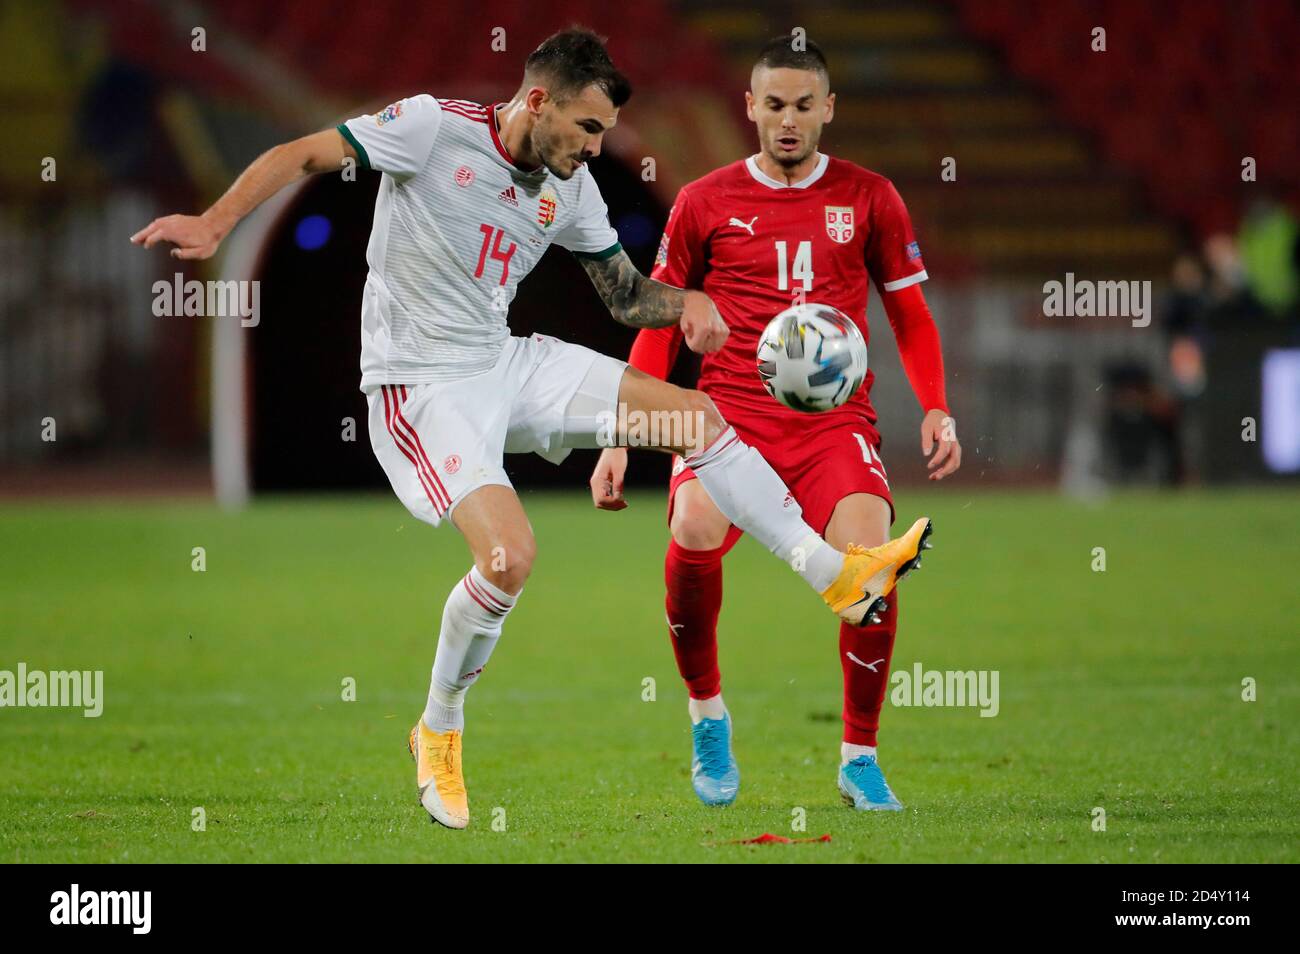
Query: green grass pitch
1 488 1297 863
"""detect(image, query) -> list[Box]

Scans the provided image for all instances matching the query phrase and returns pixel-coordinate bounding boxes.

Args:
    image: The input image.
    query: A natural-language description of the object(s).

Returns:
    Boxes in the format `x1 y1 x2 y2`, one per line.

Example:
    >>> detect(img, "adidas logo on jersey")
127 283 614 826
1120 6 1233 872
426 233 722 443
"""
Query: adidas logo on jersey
497 185 519 207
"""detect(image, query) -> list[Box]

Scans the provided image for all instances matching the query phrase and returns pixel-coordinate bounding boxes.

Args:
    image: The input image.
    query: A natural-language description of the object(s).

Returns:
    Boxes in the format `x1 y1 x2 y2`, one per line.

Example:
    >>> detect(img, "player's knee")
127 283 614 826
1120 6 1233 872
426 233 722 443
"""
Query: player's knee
683 389 727 453
825 495 893 552
478 536 536 594
670 496 730 550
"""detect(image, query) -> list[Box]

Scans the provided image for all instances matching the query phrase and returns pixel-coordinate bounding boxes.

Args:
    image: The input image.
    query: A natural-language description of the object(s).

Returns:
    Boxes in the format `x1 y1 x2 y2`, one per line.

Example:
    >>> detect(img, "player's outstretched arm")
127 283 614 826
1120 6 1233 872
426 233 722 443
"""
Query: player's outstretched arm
578 249 728 353
881 283 962 480
130 129 354 260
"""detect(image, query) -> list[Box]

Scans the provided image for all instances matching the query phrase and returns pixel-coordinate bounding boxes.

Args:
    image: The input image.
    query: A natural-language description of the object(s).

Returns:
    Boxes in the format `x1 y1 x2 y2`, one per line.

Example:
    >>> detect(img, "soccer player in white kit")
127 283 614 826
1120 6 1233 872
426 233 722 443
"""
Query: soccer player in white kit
131 29 933 830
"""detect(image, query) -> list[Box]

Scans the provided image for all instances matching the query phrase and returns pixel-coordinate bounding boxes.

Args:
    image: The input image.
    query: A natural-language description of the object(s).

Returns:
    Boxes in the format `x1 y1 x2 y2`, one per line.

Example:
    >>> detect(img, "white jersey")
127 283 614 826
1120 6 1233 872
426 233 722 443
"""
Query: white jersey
337 95 622 390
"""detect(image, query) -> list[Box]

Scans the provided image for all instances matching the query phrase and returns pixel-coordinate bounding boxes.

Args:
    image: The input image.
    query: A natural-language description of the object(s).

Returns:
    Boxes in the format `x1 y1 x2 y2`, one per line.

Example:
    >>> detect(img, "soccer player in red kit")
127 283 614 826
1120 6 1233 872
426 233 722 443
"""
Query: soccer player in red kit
589 37 961 810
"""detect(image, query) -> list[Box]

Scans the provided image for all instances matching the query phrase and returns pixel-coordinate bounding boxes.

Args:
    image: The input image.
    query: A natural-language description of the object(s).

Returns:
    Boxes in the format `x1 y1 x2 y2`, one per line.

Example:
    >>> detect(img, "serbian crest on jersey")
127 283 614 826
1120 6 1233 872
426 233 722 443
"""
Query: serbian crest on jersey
825 206 855 243
537 186 558 228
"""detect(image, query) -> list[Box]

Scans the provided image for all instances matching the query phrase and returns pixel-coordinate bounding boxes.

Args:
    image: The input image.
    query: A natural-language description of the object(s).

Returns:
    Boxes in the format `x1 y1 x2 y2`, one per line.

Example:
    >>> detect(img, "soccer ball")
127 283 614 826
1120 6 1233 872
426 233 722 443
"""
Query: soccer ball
756 303 868 412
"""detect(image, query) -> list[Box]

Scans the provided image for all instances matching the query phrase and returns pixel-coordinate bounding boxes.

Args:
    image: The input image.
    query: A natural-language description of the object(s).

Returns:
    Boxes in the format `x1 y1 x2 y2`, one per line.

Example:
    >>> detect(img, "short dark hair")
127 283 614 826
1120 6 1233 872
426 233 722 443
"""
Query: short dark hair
753 34 830 84
524 27 632 107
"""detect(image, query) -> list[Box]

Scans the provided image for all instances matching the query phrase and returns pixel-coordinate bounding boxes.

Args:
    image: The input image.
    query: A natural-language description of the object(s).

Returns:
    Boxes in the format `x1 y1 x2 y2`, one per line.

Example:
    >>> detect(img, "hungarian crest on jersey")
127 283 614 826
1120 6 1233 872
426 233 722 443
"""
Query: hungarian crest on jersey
537 187 558 228
825 206 854 243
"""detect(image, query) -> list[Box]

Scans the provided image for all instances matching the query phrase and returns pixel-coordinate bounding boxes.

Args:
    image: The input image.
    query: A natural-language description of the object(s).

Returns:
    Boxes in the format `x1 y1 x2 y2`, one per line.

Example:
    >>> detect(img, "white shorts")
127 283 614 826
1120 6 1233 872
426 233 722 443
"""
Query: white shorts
366 333 627 527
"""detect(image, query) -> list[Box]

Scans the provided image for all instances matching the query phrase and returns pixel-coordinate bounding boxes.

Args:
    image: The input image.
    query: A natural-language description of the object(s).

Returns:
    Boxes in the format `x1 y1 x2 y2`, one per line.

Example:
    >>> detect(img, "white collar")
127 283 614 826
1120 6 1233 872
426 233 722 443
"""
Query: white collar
744 152 829 190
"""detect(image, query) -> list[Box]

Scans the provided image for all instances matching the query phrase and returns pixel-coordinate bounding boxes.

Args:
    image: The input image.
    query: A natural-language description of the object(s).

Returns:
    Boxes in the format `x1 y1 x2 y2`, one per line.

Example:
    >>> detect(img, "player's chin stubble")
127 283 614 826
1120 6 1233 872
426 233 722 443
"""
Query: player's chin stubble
534 130 576 180
765 130 819 169
770 145 816 169
543 160 572 180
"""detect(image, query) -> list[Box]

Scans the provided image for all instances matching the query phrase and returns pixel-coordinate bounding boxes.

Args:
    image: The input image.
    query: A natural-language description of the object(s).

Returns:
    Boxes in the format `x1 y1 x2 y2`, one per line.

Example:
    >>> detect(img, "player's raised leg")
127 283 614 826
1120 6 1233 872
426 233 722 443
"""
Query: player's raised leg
826 492 905 811
665 480 743 805
616 366 930 623
408 485 533 829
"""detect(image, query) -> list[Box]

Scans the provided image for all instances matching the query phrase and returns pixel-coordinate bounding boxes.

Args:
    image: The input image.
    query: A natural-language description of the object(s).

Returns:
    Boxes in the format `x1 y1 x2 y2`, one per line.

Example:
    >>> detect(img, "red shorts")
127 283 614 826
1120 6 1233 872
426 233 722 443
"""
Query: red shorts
668 414 895 534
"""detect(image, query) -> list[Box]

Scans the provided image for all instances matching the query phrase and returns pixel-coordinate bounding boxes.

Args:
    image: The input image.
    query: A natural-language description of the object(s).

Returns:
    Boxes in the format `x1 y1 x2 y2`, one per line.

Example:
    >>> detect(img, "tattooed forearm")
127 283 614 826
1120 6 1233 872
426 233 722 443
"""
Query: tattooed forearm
579 249 685 328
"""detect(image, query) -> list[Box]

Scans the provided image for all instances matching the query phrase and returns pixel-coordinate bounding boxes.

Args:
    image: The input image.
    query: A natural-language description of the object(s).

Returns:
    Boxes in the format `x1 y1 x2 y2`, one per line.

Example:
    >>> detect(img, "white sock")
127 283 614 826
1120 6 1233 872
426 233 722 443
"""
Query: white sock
841 742 877 765
423 566 518 732
684 427 841 591
688 693 727 724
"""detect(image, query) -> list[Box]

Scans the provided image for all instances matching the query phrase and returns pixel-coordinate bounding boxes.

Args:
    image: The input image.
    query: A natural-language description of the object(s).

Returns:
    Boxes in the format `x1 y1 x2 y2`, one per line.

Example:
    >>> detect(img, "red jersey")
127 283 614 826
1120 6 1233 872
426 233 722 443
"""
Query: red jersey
644 154 930 440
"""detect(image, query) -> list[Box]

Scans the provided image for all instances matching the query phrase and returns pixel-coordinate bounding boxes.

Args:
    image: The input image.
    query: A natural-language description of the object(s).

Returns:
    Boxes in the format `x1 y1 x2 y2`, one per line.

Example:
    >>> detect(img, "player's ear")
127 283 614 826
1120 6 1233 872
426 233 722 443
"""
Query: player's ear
744 90 756 122
525 86 548 116
823 91 835 124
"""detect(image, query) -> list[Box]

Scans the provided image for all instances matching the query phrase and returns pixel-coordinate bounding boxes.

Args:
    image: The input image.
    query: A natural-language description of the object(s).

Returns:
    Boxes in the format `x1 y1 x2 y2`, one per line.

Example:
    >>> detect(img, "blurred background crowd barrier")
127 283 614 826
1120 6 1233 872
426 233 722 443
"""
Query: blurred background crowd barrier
1 0 1296 501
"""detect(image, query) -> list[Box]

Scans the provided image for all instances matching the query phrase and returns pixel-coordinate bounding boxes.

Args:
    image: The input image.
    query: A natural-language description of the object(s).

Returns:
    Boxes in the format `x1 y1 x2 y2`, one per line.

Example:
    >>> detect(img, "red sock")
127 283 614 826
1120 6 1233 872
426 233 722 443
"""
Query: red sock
664 527 742 699
839 589 899 746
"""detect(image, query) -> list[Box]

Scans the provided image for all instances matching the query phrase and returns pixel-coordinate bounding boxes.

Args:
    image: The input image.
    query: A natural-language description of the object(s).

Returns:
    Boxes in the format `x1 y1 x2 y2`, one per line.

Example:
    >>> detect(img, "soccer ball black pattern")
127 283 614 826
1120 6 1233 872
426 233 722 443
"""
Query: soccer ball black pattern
755 303 868 412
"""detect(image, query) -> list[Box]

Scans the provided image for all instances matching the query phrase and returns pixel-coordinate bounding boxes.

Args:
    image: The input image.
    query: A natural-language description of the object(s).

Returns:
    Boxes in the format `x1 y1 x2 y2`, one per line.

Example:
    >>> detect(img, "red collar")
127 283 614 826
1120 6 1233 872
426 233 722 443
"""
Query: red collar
489 102 544 173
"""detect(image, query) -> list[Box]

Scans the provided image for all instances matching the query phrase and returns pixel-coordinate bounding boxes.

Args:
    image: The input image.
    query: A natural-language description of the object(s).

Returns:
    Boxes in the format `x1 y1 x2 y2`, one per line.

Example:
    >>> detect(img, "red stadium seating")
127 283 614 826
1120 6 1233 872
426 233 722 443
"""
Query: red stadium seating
953 0 1300 235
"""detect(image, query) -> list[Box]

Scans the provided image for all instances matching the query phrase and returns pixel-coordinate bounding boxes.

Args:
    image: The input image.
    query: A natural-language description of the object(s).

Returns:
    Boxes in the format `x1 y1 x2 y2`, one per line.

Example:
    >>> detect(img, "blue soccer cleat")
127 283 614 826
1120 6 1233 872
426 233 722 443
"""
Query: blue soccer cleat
838 754 904 811
690 713 740 806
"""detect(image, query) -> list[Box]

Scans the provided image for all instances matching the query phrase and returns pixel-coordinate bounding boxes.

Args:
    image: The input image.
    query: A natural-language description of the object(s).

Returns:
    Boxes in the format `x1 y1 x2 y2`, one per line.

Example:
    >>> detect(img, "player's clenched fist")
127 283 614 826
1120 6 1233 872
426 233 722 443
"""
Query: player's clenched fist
680 291 728 354
130 212 228 261
590 447 629 510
